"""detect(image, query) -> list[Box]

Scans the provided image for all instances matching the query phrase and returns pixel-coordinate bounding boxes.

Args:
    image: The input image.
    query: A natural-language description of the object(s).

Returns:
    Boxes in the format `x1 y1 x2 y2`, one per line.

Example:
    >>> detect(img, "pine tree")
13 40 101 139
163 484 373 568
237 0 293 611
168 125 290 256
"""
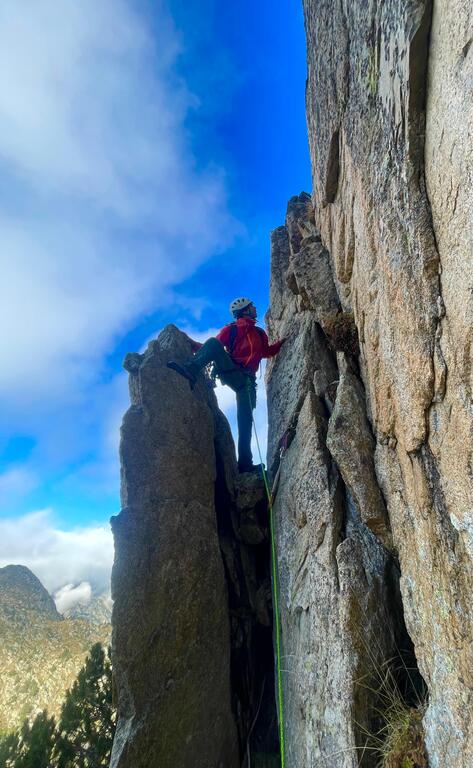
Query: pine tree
13 711 55 768
0 731 19 768
52 643 115 768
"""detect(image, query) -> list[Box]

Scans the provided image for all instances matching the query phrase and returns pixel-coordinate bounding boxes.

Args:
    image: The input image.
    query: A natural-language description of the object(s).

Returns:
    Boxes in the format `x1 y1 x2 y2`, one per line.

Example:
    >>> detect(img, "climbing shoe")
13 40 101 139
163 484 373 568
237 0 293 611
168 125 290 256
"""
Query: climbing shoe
166 360 198 389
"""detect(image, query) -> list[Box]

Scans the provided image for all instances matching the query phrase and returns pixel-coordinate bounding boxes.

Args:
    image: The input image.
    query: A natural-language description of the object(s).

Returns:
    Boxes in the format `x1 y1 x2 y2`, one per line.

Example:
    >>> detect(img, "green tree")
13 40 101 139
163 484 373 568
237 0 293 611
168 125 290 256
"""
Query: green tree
52 643 115 768
13 711 55 768
0 731 19 768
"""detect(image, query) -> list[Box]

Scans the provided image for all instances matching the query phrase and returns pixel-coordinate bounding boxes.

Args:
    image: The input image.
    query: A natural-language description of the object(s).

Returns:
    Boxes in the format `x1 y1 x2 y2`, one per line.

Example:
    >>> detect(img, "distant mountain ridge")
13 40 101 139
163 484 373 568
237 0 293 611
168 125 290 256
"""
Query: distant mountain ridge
0 564 61 625
61 591 112 626
0 564 111 732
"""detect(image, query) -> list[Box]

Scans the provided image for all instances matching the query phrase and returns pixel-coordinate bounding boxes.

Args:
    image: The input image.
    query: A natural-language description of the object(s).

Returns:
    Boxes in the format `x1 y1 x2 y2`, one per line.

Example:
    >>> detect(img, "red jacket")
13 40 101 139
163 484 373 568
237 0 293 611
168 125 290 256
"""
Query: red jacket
217 317 283 374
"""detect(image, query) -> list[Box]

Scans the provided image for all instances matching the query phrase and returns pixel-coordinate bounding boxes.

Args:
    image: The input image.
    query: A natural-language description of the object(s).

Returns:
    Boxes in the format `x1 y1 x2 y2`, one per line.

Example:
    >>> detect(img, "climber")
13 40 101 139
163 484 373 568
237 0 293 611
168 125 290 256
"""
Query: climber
167 297 286 473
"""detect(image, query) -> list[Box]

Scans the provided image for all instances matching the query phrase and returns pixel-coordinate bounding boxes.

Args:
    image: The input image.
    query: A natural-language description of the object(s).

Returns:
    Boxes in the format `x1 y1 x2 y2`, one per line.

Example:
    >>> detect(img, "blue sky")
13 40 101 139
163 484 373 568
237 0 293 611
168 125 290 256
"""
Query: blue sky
0 0 310 594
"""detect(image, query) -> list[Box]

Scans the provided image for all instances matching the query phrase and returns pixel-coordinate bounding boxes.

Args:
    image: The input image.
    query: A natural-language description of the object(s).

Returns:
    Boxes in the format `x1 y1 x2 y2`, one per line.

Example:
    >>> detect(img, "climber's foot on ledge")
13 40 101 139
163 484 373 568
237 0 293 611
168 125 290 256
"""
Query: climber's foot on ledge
167 361 197 389
238 462 264 475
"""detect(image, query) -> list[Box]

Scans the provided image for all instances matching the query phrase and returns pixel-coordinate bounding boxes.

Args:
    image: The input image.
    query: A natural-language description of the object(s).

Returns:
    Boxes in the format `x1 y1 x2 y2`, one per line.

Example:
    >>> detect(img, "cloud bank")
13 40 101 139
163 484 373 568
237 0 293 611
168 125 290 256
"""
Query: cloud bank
0 0 237 413
0 509 114 594
54 581 93 614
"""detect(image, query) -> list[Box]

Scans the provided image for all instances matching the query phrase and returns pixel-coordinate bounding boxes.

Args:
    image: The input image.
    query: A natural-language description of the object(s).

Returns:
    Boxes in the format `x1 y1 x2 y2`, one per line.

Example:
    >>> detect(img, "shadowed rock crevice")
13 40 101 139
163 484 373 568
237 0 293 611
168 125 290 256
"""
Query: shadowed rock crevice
213 435 280 764
407 0 434 163
327 354 393 550
324 129 340 204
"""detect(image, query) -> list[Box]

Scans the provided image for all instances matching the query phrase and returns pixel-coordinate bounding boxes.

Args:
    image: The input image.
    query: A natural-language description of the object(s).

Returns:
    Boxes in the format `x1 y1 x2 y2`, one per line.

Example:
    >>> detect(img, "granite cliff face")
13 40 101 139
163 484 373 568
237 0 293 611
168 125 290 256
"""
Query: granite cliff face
263 0 472 764
266 197 417 767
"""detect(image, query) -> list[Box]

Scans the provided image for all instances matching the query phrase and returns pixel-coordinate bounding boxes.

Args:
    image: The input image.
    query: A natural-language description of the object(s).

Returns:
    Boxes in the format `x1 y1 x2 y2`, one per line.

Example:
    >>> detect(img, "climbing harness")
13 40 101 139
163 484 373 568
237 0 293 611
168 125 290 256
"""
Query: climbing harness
247 382 286 768
228 322 238 354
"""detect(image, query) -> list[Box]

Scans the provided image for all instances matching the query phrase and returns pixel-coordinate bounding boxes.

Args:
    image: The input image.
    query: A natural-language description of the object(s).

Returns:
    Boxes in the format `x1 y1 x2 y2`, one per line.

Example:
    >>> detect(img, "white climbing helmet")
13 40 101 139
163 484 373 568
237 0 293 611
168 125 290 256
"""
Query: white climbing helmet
229 297 253 316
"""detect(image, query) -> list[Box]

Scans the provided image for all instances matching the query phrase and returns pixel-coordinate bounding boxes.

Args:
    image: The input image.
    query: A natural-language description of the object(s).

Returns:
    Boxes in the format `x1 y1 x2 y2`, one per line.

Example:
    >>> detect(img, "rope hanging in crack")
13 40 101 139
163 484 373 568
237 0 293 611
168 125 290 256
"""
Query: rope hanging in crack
246 383 286 768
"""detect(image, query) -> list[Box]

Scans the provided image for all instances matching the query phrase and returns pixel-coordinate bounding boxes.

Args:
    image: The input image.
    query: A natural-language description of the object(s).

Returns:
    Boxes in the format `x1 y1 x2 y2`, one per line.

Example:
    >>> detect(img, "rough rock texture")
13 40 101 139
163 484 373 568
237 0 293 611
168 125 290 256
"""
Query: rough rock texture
425 0 473 539
267 0 473 764
266 199 403 767
422 2 473 759
110 326 278 768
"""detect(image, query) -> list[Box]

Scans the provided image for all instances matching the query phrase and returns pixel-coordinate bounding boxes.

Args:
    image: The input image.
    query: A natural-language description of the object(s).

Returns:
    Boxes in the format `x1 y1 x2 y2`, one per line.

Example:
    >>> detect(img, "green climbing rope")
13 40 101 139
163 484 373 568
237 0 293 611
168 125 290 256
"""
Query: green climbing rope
247 384 286 768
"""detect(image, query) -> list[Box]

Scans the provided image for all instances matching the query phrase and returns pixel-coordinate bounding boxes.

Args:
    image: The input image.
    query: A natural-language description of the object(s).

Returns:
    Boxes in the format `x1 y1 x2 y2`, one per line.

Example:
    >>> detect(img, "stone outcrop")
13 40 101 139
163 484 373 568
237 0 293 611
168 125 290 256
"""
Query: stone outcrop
266 198 407 767
262 0 473 764
110 326 279 768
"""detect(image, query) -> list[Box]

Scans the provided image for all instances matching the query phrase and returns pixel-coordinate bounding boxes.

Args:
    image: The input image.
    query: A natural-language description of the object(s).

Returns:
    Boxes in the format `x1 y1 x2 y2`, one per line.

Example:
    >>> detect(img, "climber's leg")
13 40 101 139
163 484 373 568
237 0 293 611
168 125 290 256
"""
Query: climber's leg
192 337 235 373
167 337 235 387
235 378 257 472
191 342 259 471
168 339 258 471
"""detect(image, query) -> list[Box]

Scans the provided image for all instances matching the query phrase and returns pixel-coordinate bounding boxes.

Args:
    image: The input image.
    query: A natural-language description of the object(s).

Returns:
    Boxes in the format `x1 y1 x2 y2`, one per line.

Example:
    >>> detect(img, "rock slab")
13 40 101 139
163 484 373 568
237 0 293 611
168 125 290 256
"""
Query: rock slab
299 0 473 763
266 198 402 767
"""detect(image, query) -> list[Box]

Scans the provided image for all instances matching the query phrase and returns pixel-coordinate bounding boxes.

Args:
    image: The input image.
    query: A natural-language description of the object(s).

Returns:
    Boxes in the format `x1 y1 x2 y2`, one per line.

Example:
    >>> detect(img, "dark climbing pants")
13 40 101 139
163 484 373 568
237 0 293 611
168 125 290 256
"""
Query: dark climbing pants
191 338 256 467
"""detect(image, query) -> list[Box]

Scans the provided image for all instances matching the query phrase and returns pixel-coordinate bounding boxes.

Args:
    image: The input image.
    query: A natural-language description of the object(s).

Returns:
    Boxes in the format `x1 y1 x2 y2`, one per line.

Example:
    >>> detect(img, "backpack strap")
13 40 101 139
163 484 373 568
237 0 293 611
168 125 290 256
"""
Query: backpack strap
228 322 238 354
227 322 263 356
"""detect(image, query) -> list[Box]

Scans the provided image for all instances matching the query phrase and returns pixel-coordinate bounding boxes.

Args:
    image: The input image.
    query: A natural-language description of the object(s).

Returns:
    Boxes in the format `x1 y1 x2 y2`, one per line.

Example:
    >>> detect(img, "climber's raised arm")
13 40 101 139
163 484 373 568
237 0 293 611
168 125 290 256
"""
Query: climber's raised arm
263 334 284 358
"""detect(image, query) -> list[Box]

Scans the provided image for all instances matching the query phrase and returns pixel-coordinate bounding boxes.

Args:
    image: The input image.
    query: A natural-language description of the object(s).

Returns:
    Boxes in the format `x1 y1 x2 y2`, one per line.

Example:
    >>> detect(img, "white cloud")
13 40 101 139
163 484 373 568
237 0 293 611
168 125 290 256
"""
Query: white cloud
0 0 238 412
215 380 238 413
0 509 113 594
54 581 92 614
0 466 37 500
